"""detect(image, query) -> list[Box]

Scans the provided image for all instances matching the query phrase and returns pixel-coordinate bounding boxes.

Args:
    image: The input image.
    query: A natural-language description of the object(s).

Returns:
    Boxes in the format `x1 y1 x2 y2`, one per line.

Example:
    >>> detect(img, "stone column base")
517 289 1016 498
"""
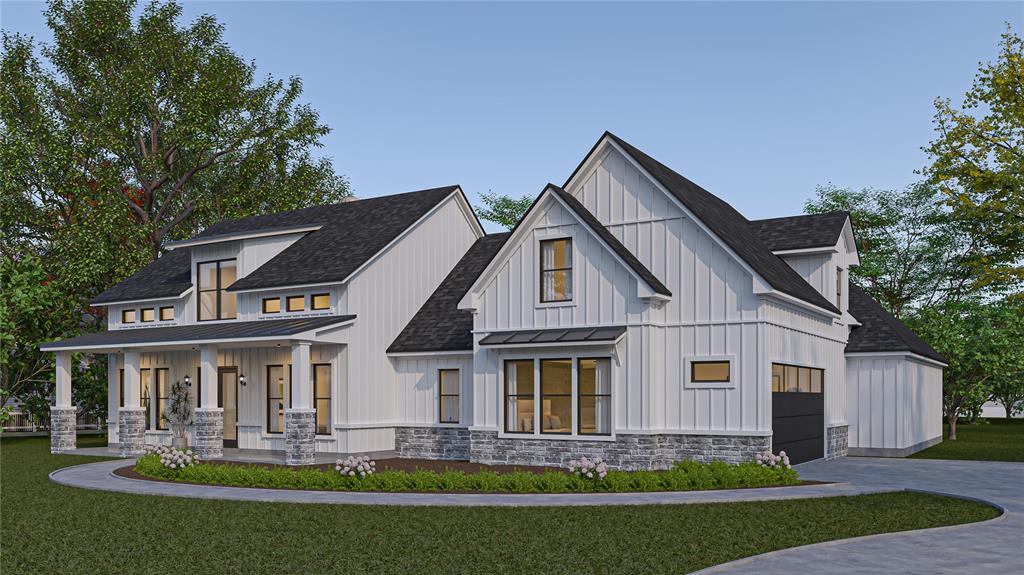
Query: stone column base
284 409 316 466
118 407 146 457
826 424 849 460
50 407 77 453
194 408 224 460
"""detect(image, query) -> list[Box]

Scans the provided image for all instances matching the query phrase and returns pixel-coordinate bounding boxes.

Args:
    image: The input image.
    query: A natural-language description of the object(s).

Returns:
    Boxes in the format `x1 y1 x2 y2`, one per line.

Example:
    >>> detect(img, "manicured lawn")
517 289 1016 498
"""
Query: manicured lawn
1 435 999 575
910 419 1024 462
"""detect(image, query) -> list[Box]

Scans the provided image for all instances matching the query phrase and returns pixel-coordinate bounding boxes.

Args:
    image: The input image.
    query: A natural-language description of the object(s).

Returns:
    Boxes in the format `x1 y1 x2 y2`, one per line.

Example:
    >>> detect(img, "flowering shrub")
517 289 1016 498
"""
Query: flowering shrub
142 444 197 469
756 450 791 470
567 456 608 480
335 456 376 478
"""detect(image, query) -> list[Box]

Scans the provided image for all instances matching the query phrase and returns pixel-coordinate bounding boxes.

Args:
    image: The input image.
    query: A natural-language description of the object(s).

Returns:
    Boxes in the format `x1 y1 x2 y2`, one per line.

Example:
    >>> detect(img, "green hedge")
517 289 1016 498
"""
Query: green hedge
134 456 799 494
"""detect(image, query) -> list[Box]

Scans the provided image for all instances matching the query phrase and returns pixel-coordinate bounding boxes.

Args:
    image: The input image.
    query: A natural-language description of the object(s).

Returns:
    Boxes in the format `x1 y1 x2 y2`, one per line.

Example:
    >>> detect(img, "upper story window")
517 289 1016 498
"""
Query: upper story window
141 308 155 322
121 309 136 324
286 295 305 312
311 293 330 310
836 267 843 307
540 238 573 303
197 259 237 321
159 306 174 321
262 298 281 314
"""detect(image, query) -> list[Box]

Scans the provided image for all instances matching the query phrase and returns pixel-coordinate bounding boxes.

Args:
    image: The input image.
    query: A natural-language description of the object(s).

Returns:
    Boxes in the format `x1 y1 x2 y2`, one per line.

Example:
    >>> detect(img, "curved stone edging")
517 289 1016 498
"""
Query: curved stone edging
49 459 886 507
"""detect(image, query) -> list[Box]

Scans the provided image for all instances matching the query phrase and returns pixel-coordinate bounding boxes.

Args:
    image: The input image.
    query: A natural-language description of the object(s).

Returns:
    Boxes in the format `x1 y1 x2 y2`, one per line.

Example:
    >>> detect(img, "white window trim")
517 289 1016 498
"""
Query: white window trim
497 351 615 441
535 234 577 309
684 355 737 389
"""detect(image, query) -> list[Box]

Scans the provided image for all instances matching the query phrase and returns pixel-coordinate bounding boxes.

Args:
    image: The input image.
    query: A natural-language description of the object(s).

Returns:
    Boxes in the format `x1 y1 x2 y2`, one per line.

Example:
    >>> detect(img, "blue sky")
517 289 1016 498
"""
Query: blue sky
2 1 1019 231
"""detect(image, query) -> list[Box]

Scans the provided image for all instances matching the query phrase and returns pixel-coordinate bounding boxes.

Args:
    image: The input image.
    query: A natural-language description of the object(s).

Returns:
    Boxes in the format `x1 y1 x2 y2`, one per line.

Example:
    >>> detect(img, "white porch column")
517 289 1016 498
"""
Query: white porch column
106 353 120 444
118 349 146 456
50 351 76 453
285 341 315 465
194 345 223 459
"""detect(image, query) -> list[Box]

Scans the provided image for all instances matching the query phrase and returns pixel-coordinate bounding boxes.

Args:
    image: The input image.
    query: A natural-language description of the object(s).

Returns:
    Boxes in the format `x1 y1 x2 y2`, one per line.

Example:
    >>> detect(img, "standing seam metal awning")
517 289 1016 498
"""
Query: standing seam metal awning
39 315 356 351
478 326 626 346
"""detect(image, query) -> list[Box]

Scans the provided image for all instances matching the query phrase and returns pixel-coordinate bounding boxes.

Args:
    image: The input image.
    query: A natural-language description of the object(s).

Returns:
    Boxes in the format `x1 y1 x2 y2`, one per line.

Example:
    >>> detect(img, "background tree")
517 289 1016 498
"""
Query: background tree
805 183 971 317
476 190 533 230
924 25 1024 293
984 300 1024 418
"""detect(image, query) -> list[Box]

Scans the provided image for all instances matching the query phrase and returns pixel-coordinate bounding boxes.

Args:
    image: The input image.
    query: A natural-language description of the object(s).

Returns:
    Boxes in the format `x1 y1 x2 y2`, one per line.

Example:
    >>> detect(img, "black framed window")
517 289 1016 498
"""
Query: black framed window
691 361 730 383
578 358 611 435
311 293 330 310
140 368 152 429
266 364 291 433
197 259 237 321
539 238 573 302
540 359 572 434
504 360 535 433
439 369 460 424
122 309 136 324
286 295 305 312
771 363 824 394
159 306 174 321
155 368 170 430
262 298 281 314
313 364 331 435
140 308 155 322
836 267 843 307
119 368 124 408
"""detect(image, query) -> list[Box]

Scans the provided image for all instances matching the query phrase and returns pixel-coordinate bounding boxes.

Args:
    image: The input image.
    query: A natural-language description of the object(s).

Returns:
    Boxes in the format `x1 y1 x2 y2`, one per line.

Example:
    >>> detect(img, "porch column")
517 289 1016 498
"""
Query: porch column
118 349 146 456
50 351 76 453
107 353 120 445
193 345 223 459
285 341 315 465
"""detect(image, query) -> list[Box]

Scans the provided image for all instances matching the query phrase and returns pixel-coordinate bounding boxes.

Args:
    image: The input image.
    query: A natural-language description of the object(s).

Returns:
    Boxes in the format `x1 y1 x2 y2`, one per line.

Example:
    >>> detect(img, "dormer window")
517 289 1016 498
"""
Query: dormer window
286 295 305 312
311 293 330 310
197 259 237 321
122 309 136 324
140 308 155 322
540 238 573 303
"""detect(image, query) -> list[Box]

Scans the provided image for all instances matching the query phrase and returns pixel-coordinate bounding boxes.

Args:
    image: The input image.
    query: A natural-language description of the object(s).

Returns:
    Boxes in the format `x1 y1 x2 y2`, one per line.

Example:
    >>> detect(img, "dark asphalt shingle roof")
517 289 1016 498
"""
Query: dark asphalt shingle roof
549 185 672 297
92 186 459 304
479 326 626 346
588 133 840 315
846 283 946 363
388 233 509 353
749 212 850 252
91 248 194 304
40 316 356 350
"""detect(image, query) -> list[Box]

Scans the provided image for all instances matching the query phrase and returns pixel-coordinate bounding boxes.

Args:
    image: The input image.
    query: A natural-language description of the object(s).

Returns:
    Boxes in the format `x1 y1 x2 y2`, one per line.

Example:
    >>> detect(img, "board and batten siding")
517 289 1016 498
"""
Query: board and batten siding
847 355 942 451
343 195 480 444
393 355 474 426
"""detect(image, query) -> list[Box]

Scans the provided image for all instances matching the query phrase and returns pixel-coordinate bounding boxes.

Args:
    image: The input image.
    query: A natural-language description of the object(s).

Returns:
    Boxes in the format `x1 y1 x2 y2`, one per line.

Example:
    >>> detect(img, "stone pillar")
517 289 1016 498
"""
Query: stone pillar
194 345 223 459
50 351 76 453
285 342 315 465
119 349 146 456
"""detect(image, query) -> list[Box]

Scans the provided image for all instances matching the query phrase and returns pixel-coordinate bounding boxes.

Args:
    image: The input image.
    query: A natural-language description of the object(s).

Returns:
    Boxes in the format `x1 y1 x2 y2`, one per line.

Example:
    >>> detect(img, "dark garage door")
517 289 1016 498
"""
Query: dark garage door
771 363 825 464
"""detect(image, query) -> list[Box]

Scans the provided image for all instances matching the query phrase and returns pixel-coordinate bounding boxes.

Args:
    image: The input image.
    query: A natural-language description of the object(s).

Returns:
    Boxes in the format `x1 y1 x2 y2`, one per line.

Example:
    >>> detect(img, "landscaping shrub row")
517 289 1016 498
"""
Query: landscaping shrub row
134 456 800 493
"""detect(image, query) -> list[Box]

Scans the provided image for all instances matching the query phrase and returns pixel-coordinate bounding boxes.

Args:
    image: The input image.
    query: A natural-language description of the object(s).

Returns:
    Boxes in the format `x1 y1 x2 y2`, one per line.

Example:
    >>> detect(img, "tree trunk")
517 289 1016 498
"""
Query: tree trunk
947 412 958 440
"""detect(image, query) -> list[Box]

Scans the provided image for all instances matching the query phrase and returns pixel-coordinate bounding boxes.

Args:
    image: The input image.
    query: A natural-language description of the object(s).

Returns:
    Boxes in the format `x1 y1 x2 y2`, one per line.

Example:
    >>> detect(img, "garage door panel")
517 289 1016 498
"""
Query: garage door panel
773 437 823 465
772 392 824 464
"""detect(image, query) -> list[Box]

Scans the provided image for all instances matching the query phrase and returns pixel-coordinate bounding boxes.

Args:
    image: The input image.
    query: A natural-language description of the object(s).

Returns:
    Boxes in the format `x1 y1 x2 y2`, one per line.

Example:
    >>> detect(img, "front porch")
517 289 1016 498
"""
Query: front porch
41 316 356 465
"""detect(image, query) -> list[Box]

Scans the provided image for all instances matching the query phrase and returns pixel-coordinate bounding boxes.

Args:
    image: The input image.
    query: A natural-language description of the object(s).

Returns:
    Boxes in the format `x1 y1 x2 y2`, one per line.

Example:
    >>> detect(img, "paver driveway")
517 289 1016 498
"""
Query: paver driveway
697 457 1023 574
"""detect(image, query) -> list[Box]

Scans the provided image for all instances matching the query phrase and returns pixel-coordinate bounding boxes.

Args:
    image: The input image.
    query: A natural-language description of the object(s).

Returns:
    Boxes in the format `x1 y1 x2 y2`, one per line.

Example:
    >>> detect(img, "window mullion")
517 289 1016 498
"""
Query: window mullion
571 356 578 437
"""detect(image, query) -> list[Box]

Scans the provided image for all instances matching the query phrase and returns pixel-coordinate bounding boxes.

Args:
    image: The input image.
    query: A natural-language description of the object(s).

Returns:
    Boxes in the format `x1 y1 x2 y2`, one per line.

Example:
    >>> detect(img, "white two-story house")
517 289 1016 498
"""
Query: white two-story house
43 132 946 466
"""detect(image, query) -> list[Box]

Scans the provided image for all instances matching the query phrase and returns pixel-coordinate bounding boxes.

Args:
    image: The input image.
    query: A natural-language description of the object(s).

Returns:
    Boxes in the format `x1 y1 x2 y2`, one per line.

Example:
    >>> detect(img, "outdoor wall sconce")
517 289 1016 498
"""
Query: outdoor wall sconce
183 375 191 388
239 374 247 387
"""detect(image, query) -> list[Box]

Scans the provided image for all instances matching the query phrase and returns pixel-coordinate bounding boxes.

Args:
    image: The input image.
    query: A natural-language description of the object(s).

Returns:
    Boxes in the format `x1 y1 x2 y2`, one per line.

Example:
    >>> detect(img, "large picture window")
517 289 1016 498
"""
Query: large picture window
439 369 460 424
313 364 331 435
539 238 572 302
197 259 237 321
772 363 824 393
540 359 572 434
578 358 611 435
266 364 291 433
155 368 170 430
505 360 535 433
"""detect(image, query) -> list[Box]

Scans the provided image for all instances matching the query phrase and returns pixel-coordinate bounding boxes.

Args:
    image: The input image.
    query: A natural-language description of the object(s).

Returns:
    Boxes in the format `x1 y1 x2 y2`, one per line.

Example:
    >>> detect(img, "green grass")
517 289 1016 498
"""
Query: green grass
1 435 1000 575
910 418 1024 462
134 452 799 493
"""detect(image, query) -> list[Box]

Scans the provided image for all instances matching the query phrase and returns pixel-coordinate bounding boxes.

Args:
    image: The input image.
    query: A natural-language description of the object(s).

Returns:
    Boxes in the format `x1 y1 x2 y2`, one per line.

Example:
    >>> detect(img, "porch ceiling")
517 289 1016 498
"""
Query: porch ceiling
40 315 356 352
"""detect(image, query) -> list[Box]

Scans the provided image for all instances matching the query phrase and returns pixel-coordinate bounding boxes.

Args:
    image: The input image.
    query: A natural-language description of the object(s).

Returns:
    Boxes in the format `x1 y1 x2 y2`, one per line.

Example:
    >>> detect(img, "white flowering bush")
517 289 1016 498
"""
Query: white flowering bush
335 455 376 478
756 450 791 470
567 456 608 480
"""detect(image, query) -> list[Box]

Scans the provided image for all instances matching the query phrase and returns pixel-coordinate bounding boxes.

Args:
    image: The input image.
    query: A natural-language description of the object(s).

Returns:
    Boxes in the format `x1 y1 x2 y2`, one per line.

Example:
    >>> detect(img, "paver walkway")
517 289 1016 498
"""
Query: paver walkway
50 458 883 507
697 457 1022 574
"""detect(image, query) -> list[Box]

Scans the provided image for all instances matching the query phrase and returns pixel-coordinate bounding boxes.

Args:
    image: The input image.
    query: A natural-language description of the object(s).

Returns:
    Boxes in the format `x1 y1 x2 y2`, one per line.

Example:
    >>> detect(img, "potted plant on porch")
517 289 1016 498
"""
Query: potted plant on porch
166 379 193 449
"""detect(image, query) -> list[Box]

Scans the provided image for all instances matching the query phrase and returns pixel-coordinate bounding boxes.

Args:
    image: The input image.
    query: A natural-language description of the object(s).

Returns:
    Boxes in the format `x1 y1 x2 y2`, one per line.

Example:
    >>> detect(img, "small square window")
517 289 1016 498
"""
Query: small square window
140 308 155 322
262 298 281 314
311 293 330 310
286 296 305 312
159 306 174 321
122 309 136 324
691 361 730 383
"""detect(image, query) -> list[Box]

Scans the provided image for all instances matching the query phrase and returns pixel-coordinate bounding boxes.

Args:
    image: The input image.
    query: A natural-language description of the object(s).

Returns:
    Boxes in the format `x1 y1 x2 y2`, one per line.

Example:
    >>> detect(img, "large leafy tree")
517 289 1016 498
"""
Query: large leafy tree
475 190 534 230
924 26 1024 293
805 183 970 318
